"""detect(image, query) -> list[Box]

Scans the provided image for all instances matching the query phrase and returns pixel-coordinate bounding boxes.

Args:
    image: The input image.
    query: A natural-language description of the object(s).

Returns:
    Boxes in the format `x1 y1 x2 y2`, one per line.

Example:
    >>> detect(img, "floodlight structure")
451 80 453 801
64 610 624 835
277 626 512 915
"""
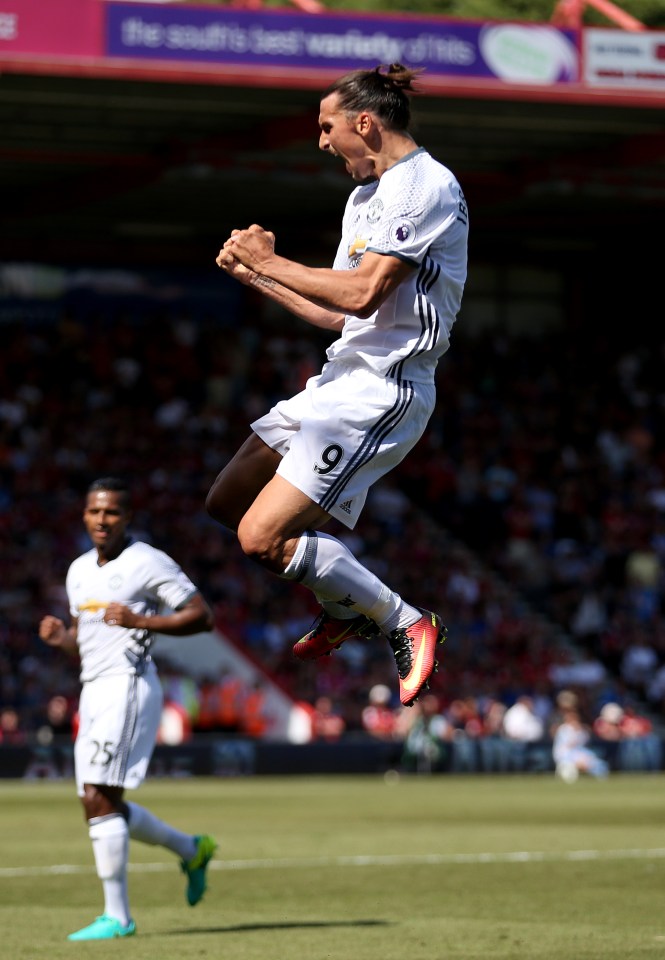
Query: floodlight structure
551 0 646 30
229 0 325 11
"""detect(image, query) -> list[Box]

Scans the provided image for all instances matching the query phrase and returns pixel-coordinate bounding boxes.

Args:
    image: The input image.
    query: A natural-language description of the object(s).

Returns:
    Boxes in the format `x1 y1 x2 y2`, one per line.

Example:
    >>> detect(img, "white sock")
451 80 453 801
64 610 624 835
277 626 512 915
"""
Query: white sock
88 814 131 926
318 598 362 621
126 802 197 862
127 803 196 860
282 531 420 633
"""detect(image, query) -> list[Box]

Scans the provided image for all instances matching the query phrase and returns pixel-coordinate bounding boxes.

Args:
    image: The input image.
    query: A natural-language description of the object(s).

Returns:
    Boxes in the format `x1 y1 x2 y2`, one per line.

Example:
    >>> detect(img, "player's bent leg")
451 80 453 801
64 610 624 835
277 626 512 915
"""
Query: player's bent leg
124 801 217 906
206 433 282 532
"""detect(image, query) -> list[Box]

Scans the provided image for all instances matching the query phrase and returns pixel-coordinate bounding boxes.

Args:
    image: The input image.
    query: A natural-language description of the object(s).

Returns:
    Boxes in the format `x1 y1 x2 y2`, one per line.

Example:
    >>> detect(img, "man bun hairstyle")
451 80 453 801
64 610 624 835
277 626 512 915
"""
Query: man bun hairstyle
323 62 423 132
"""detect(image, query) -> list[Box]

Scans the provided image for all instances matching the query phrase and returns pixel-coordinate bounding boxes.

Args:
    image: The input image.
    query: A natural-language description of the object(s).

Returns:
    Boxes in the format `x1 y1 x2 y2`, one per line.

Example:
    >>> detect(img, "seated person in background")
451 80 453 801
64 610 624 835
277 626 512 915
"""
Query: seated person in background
552 704 609 783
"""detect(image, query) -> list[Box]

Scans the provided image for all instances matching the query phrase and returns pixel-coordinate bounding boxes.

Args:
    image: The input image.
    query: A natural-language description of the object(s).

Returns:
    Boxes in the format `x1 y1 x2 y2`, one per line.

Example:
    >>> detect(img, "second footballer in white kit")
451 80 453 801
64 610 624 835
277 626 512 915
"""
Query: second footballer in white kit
39 477 217 942
208 63 468 708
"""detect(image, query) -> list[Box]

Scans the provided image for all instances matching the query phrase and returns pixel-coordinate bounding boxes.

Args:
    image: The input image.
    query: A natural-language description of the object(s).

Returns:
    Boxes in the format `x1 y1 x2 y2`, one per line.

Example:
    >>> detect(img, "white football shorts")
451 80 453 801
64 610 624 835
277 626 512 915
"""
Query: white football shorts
251 359 435 529
74 664 163 796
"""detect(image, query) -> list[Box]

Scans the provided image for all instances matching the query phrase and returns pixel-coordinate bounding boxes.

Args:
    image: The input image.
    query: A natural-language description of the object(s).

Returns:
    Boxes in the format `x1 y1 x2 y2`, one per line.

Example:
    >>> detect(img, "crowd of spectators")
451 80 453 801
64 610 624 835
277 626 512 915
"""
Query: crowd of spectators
1 277 664 745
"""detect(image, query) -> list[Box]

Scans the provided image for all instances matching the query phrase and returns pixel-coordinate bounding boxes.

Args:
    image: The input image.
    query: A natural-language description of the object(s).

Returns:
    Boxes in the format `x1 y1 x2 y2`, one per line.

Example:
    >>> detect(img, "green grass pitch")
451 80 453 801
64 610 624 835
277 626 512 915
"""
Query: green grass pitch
1 772 664 959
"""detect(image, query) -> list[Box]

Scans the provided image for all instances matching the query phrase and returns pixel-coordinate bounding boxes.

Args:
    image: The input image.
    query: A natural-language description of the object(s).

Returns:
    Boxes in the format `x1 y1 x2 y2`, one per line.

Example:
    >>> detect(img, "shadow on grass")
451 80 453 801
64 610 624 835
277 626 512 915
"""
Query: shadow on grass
162 919 390 936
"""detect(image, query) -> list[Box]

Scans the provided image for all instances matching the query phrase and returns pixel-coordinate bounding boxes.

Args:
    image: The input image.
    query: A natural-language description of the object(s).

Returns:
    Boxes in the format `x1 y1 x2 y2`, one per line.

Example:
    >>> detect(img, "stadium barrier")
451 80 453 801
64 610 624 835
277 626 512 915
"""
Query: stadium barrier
0 734 662 780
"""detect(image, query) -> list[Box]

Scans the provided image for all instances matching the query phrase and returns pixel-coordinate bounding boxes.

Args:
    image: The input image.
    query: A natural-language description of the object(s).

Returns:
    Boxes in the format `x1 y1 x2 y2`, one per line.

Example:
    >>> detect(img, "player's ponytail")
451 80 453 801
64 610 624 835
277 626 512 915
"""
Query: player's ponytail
323 62 423 132
379 63 423 92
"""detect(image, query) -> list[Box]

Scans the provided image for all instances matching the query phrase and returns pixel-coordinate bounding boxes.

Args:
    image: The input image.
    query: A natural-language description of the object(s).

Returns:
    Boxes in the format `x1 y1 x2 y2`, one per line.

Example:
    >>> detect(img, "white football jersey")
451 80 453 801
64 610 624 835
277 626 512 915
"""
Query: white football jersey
327 147 468 383
66 539 198 682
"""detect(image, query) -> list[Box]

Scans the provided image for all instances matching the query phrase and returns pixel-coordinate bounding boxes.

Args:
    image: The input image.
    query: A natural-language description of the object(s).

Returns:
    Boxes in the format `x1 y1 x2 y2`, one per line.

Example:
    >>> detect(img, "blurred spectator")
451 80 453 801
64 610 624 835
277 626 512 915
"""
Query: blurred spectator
0 707 27 745
647 664 665 710
481 699 507 737
530 681 555 727
159 664 200 728
193 669 245 734
217 672 246 732
619 705 653 738
446 697 484 738
624 533 661 623
157 701 192 745
311 696 346 741
361 684 399 740
400 694 452 773
556 689 579 712
239 681 272 738
593 702 653 741
195 674 226 733
35 694 74 744
549 652 607 691
502 695 545 742
552 705 609 783
592 702 625 741
620 632 659 692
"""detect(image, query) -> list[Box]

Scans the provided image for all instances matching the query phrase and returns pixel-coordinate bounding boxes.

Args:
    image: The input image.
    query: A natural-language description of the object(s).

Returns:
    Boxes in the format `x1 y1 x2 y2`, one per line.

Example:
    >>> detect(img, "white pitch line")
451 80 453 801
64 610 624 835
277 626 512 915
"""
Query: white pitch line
2 848 665 879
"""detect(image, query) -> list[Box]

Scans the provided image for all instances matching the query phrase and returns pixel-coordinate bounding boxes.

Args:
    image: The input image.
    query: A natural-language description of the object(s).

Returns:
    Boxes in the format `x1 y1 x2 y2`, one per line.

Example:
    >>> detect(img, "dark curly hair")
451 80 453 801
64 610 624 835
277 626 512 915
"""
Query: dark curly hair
87 477 131 510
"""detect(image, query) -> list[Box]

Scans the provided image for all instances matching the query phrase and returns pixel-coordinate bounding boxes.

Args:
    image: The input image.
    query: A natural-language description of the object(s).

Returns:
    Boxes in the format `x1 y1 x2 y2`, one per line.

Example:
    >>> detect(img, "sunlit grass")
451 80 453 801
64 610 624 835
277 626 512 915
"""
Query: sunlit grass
1 773 664 959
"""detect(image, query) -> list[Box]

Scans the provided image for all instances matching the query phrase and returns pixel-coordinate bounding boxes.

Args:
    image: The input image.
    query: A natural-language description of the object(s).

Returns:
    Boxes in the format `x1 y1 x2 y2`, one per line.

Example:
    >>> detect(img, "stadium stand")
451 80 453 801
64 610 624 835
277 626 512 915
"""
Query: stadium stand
1 279 663 744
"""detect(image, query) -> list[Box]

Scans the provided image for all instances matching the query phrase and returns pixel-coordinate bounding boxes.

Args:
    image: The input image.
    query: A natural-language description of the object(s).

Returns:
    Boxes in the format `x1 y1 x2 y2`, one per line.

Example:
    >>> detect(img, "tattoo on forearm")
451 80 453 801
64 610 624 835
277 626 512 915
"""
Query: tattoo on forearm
254 275 276 290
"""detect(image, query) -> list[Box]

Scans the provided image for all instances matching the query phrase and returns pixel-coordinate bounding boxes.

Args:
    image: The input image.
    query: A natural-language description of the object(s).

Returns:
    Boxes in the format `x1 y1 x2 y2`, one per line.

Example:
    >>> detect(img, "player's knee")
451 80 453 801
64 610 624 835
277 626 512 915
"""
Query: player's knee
81 783 123 821
237 518 284 572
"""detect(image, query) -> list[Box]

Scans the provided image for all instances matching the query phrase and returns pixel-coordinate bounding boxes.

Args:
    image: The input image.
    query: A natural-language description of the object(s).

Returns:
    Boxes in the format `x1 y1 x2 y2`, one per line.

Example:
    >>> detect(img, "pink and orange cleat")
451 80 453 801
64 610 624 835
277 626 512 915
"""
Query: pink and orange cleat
292 611 380 661
388 609 447 707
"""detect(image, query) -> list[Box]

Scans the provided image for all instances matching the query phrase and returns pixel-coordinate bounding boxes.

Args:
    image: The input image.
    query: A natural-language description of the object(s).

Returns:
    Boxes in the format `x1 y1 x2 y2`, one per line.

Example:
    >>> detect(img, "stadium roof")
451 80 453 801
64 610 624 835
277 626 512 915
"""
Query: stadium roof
1 56 664 271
